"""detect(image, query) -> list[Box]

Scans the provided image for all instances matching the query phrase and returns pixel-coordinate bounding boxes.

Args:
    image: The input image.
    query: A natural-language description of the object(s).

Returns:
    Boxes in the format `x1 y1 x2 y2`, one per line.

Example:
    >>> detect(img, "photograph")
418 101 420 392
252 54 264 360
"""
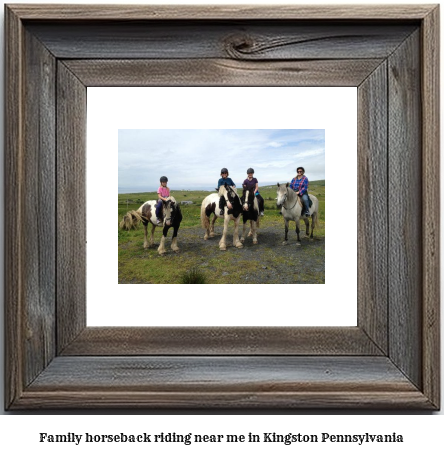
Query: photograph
118 129 325 284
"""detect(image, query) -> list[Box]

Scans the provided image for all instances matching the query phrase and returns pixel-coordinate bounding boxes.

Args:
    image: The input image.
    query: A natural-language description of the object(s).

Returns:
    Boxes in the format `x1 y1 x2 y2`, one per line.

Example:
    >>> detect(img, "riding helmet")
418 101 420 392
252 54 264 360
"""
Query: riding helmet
247 168 254 174
160 176 168 182
221 168 229 174
297 167 305 173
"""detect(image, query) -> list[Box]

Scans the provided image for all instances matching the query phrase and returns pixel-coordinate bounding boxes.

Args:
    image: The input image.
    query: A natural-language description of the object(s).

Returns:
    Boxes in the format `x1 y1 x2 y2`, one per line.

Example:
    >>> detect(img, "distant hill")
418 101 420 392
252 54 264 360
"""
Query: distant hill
119 180 325 195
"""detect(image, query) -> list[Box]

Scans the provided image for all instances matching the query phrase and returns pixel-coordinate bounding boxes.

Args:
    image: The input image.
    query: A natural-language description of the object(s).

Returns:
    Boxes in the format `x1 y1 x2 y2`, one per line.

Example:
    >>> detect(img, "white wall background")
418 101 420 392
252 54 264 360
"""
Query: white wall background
0 0 442 450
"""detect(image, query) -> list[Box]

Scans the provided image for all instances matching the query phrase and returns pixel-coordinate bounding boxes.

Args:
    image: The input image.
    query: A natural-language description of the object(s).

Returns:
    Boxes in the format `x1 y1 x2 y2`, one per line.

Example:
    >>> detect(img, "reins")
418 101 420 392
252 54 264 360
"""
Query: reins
282 190 298 211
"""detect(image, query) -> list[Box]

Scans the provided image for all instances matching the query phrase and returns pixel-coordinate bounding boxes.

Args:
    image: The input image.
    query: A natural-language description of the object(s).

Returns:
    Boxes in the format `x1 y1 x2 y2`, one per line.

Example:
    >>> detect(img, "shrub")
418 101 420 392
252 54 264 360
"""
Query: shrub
180 266 206 284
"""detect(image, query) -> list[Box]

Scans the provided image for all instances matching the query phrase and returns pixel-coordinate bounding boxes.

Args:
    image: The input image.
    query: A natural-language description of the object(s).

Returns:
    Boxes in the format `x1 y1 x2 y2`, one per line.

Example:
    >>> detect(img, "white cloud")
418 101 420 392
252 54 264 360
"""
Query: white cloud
118 129 325 191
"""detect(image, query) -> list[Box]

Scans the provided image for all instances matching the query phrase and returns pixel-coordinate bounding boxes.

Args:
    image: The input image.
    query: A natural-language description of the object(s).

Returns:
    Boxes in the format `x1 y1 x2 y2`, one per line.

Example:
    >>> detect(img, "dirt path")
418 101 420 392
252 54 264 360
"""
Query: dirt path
175 222 325 284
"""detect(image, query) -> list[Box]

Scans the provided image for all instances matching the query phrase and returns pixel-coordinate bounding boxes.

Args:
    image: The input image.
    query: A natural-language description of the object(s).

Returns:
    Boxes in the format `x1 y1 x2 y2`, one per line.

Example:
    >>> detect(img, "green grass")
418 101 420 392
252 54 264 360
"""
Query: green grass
118 183 325 284
179 266 207 284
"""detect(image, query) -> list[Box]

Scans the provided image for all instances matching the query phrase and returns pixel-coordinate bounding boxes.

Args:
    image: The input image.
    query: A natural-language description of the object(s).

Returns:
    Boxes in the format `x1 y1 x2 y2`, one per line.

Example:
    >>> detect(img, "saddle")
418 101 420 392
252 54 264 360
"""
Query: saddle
298 195 313 208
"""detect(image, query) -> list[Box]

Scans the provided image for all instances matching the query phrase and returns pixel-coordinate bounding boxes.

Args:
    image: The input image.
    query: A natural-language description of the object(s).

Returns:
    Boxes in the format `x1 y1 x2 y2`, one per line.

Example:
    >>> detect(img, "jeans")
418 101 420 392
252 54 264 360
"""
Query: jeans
156 200 163 219
301 193 310 215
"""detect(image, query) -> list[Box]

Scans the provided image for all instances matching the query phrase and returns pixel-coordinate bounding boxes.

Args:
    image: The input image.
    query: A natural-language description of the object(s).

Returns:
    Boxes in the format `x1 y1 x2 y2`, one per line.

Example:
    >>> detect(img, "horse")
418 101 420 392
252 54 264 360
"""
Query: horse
276 183 319 245
119 196 182 255
200 184 243 250
240 186 260 245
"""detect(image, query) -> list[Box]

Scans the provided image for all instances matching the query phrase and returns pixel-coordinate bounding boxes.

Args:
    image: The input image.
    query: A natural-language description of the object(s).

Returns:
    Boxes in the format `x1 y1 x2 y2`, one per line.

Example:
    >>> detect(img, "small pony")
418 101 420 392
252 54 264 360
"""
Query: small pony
119 196 182 255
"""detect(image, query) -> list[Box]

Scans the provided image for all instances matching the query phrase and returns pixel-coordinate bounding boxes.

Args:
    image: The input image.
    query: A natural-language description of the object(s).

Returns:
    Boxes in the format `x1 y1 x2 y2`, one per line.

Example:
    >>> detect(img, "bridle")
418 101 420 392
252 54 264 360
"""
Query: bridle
280 188 298 211
226 186 238 205
241 189 253 210
163 200 175 225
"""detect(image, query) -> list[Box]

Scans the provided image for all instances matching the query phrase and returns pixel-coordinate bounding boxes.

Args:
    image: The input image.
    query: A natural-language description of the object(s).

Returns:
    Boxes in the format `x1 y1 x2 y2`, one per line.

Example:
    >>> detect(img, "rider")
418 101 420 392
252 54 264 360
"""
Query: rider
156 176 170 225
242 168 265 216
217 168 236 215
289 167 310 217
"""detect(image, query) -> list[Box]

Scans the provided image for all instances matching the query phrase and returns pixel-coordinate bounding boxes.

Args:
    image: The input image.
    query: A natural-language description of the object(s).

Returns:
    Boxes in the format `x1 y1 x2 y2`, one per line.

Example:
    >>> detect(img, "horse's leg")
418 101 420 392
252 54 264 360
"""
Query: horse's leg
304 216 310 236
310 211 317 239
283 218 289 245
295 218 301 245
203 215 210 240
171 225 180 252
219 216 229 250
143 222 149 249
149 224 156 247
158 226 170 255
241 220 247 243
252 220 258 245
209 214 217 237
233 216 243 248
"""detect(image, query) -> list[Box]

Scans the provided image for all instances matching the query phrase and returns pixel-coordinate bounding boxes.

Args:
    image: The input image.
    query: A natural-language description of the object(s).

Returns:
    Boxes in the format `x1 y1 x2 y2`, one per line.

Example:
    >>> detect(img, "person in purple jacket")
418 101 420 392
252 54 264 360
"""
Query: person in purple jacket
289 167 310 217
243 168 264 216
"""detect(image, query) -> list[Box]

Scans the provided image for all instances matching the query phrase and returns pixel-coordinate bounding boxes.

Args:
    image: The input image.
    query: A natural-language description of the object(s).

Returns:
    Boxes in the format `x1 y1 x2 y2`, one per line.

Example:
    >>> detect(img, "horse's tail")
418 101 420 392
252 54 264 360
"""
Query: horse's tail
312 209 318 229
201 200 209 229
311 196 319 229
119 210 143 230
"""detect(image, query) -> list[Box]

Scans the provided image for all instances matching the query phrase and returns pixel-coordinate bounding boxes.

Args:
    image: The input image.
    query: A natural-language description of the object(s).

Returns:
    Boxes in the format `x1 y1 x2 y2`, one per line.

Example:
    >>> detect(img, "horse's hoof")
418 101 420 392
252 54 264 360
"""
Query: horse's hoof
236 243 243 249
240 238 245 243
282 241 288 246
204 235 208 240
253 240 258 245
220 247 227 251
209 233 215 238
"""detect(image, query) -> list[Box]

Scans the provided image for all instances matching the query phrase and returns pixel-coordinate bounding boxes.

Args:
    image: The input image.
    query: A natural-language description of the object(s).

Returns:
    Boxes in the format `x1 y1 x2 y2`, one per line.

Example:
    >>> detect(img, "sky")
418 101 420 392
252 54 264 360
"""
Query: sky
118 129 325 193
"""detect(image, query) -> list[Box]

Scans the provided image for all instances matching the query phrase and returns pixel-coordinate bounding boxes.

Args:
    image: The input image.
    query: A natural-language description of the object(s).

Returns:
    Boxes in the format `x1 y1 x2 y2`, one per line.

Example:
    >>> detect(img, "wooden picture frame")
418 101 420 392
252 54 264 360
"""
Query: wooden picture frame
5 4 440 410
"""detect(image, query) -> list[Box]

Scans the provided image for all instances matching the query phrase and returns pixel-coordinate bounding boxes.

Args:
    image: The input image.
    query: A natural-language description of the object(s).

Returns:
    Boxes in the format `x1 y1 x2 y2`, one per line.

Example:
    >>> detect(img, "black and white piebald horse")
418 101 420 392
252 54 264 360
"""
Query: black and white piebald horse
200 184 243 250
276 183 319 245
119 196 182 255
240 186 260 245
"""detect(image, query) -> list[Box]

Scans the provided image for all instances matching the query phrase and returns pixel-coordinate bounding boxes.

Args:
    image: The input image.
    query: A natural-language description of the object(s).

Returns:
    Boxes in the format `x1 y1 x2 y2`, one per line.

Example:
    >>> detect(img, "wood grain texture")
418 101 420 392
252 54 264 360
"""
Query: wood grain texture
357 62 388 354
15 356 432 409
4 4 24 410
6 4 435 20
61 327 383 356
64 59 384 87
388 31 422 389
21 28 57 387
56 62 87 354
421 5 440 409
26 22 416 60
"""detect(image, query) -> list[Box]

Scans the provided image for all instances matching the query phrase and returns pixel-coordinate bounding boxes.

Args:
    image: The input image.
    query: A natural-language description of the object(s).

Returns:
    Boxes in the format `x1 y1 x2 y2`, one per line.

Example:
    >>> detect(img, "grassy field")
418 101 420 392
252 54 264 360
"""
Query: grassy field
118 181 325 284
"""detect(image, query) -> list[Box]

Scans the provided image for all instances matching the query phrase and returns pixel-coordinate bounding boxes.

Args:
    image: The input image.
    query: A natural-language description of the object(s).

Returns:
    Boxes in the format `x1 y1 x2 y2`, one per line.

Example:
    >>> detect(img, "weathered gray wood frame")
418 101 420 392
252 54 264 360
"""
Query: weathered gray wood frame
4 4 440 409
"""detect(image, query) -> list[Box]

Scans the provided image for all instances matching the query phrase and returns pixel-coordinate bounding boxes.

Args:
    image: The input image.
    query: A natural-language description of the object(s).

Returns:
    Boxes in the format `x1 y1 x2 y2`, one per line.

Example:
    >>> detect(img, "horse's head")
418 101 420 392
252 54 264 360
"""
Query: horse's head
224 184 236 199
241 186 254 211
163 197 177 226
276 182 290 207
